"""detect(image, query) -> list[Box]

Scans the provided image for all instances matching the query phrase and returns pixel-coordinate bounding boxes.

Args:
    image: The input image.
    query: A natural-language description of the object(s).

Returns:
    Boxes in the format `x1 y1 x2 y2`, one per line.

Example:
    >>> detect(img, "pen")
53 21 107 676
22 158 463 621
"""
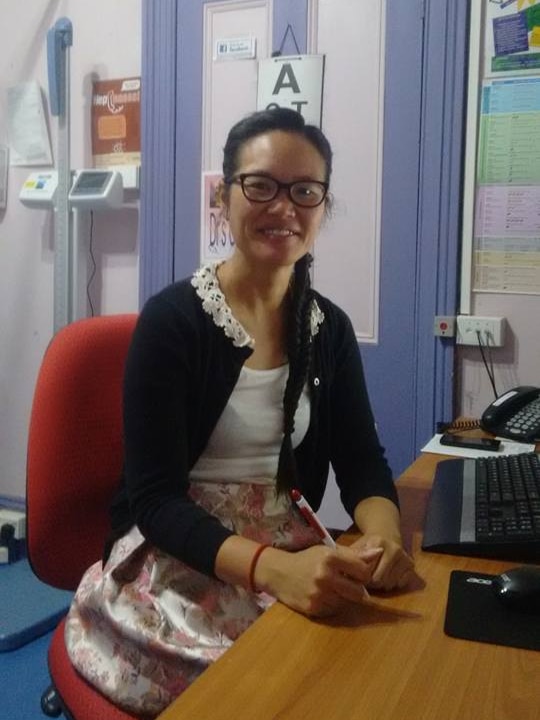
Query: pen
290 488 336 549
290 488 371 600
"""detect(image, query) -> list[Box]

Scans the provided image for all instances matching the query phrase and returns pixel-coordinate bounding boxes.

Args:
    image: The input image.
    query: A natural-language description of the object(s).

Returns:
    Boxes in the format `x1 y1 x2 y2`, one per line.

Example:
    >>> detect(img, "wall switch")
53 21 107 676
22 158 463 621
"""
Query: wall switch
434 316 456 337
456 315 506 347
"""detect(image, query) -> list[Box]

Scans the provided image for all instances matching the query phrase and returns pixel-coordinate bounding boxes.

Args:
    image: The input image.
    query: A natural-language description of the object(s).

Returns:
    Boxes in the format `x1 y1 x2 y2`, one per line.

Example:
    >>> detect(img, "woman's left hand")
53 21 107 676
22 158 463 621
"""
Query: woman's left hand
349 533 414 591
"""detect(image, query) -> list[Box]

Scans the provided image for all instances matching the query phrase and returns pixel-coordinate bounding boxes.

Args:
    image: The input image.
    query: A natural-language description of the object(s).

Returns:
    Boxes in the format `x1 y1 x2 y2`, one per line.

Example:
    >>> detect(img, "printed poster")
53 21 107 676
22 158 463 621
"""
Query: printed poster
200 172 234 263
91 77 141 167
472 75 540 294
485 0 540 76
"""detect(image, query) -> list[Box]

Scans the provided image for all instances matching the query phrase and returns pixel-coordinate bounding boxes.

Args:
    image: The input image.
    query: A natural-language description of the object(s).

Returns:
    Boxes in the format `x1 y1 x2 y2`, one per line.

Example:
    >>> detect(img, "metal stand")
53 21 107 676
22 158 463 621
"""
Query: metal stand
47 18 73 333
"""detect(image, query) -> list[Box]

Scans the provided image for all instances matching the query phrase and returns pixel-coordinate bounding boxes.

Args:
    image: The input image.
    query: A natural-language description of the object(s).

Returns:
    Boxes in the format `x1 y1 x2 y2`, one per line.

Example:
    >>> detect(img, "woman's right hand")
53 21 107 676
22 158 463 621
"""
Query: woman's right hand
255 544 383 617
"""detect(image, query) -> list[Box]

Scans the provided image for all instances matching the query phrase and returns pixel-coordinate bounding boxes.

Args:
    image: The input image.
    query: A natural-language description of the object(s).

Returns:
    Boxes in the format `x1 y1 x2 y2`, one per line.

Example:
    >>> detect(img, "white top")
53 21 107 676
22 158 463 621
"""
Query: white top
189 262 318 485
190 364 310 484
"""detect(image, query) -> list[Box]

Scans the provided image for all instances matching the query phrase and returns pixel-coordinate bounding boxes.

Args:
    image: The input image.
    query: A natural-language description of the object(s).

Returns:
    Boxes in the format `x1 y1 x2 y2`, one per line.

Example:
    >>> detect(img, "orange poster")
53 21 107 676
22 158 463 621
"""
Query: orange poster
91 77 141 167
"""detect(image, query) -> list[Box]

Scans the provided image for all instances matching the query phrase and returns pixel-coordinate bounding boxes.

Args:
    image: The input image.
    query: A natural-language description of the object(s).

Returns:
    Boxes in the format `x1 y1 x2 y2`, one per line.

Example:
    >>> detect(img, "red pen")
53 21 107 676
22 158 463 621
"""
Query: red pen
290 488 336 548
290 488 371 599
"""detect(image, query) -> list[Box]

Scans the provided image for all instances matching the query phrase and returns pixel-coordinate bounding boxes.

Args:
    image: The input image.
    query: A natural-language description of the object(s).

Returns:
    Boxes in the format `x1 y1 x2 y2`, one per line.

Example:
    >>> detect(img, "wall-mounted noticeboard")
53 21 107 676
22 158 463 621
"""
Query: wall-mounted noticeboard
461 0 540 306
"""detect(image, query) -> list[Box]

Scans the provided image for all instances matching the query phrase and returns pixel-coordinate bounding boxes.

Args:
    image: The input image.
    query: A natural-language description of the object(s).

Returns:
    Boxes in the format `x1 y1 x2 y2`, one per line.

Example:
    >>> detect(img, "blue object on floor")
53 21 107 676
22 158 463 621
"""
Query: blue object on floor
0 558 73 651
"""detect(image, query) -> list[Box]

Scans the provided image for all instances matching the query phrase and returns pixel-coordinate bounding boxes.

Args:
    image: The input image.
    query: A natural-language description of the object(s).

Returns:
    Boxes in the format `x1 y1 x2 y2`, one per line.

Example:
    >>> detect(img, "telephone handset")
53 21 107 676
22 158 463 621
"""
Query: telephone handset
480 386 540 442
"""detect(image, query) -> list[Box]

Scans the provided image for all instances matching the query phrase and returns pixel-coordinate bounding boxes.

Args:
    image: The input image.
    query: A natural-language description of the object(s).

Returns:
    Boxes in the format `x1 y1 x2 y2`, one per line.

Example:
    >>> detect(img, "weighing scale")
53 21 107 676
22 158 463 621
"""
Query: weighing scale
20 18 126 332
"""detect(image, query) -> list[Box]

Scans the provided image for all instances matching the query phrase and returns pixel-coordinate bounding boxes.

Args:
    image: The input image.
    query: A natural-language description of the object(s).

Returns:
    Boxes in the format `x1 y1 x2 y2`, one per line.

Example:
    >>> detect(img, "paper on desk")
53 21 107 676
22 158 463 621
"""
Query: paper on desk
422 434 535 459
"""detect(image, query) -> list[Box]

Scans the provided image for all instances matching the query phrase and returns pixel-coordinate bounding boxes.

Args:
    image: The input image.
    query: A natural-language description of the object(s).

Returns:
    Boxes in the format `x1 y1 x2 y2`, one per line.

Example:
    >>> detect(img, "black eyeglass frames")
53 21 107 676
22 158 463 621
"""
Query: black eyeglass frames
225 173 328 208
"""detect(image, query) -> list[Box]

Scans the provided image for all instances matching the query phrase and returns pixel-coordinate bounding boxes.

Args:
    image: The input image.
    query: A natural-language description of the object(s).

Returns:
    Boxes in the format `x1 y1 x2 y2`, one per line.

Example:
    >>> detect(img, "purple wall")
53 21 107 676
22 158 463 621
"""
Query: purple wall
139 0 469 472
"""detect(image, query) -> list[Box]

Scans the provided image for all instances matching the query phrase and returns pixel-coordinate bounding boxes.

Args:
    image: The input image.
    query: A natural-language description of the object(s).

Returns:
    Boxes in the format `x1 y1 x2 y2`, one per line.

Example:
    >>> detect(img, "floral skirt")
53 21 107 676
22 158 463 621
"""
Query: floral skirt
65 481 321 717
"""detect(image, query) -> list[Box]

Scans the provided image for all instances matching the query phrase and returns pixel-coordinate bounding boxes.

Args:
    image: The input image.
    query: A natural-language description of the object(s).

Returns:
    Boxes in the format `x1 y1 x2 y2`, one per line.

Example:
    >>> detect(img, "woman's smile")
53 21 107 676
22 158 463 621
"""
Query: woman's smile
258 226 298 239
223 130 327 268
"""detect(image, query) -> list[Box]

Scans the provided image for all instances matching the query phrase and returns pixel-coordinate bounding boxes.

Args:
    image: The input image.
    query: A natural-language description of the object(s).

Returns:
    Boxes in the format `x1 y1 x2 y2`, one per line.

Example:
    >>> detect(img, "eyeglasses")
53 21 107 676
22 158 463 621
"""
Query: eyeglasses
225 173 329 208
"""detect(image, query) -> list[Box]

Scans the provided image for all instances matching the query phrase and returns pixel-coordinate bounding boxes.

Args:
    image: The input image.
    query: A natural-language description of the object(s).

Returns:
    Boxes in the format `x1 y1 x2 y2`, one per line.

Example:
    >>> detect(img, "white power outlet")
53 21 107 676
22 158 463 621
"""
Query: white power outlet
0 509 26 540
456 315 506 347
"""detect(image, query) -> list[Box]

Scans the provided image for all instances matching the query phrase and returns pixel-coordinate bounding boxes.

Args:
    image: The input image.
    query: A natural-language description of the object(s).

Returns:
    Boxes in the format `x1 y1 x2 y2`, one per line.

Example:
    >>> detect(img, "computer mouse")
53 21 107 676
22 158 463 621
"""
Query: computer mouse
491 565 540 614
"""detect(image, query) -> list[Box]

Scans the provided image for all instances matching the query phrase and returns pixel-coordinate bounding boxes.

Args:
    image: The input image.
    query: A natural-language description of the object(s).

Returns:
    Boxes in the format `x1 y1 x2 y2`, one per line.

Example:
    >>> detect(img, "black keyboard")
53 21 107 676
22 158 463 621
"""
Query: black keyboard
422 453 540 561
476 454 540 541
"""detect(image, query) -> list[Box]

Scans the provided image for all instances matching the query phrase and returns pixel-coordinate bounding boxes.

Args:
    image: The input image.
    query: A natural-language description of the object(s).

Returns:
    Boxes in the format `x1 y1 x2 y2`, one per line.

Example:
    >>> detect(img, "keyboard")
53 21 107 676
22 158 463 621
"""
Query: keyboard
422 452 540 561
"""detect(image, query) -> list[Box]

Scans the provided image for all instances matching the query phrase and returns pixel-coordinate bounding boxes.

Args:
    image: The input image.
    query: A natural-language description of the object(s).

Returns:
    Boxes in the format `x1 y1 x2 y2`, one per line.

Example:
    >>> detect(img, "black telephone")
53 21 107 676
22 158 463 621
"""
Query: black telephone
480 386 540 442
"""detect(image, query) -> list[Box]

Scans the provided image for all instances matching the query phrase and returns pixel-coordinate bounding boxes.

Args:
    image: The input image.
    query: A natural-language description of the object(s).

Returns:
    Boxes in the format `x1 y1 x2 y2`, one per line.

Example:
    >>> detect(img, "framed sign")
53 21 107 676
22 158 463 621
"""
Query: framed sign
257 54 325 126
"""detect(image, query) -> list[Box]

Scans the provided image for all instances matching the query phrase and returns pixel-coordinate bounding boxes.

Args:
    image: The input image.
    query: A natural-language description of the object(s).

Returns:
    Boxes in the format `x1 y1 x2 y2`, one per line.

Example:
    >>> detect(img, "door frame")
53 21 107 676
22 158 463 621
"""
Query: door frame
414 0 469 452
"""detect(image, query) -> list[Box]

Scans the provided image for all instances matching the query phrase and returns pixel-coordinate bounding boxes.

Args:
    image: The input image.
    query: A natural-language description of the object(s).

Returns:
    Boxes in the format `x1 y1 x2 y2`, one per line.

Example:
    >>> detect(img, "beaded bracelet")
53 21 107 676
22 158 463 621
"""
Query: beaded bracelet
248 544 271 593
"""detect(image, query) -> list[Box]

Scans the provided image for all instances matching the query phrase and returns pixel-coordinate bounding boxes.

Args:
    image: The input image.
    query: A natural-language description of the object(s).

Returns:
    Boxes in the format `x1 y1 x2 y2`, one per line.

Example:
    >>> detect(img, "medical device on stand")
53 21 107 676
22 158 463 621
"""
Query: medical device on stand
19 18 124 332
48 17 73 332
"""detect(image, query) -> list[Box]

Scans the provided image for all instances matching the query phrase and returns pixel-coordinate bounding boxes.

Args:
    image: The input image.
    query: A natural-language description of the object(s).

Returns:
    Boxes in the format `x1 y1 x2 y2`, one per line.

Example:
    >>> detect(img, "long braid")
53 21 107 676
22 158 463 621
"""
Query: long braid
276 254 315 495
219 108 332 494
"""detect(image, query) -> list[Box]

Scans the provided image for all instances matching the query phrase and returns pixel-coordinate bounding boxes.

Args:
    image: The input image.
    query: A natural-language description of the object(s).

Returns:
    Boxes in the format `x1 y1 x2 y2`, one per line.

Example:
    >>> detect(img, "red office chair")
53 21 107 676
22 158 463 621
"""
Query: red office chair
26 314 139 720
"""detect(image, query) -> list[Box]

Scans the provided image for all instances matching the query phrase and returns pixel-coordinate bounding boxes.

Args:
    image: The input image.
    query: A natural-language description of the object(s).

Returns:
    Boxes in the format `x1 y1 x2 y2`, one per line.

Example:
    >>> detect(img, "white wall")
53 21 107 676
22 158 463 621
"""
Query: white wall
0 1 141 501
457 294 540 419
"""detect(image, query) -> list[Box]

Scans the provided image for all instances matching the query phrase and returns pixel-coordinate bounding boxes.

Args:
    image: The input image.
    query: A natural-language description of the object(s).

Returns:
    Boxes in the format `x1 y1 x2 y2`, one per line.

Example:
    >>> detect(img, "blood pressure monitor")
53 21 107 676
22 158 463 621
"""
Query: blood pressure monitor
68 169 123 209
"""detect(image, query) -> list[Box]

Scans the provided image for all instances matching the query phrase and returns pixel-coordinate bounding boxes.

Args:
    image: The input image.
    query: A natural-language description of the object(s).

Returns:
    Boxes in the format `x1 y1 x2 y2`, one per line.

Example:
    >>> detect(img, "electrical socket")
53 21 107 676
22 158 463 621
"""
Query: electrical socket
456 315 506 347
0 509 26 540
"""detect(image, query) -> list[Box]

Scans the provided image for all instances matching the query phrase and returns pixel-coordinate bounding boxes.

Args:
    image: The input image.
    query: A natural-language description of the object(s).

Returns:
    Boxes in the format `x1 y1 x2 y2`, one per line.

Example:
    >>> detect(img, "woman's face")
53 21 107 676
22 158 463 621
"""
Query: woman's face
223 130 327 270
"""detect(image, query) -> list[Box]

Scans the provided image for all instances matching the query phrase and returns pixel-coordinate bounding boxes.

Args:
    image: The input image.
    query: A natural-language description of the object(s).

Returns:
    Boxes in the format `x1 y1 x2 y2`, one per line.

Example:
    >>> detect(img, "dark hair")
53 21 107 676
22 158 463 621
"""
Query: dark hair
222 108 333 495
275 251 314 495
222 107 333 184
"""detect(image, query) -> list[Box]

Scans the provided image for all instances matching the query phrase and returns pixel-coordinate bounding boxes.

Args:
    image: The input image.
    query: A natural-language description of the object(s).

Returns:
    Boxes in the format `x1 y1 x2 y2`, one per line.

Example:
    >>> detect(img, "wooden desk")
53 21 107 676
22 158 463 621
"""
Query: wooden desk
159 452 540 720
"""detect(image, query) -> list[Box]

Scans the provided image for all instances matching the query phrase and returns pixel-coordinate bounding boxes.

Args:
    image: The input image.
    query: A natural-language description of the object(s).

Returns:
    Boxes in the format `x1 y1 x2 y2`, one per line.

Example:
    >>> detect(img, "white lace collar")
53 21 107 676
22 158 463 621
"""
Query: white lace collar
191 262 325 349
191 263 253 348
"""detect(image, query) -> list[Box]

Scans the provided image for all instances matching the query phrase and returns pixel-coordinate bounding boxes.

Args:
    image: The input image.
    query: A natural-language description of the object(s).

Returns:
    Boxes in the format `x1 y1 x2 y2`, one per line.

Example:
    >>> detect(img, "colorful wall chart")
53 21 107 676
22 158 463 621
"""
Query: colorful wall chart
473 75 540 293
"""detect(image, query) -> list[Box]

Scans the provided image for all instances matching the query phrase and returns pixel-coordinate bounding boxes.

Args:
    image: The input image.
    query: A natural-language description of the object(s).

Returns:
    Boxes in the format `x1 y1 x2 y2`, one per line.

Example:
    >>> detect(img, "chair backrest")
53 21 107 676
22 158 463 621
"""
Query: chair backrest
26 314 137 590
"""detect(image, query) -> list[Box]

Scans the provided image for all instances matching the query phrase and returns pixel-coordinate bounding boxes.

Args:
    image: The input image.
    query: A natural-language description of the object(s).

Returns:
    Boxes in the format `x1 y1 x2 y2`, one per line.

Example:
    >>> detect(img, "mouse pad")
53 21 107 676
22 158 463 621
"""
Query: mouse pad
444 571 540 652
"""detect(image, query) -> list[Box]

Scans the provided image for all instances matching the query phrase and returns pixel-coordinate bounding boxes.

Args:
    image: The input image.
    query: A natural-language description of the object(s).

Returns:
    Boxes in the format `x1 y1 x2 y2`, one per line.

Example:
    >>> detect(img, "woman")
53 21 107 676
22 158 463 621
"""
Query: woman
66 107 414 717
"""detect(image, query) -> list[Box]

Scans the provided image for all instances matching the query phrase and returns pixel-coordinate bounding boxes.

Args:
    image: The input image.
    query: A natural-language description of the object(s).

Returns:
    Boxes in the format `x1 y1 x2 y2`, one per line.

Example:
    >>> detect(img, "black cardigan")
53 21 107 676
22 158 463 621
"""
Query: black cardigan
106 274 398 576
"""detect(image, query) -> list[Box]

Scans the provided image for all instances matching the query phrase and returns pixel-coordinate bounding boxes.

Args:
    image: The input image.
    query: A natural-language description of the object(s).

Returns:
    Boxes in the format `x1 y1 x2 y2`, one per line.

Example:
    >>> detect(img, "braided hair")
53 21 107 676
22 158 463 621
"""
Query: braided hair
275 251 315 494
221 108 333 494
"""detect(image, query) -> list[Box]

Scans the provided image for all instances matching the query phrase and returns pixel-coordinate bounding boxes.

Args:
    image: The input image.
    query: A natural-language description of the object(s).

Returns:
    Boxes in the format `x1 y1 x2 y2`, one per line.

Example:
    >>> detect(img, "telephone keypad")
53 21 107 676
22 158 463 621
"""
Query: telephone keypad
504 397 540 438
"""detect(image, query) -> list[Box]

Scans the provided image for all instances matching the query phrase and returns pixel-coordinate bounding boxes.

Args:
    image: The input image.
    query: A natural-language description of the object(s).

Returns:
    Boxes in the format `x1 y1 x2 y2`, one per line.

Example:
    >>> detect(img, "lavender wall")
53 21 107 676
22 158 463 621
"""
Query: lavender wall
139 0 468 476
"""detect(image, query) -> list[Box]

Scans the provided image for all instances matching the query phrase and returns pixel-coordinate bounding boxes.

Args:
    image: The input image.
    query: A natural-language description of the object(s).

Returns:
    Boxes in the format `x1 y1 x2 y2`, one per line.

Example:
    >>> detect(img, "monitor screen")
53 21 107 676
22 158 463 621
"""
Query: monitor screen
71 171 110 195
